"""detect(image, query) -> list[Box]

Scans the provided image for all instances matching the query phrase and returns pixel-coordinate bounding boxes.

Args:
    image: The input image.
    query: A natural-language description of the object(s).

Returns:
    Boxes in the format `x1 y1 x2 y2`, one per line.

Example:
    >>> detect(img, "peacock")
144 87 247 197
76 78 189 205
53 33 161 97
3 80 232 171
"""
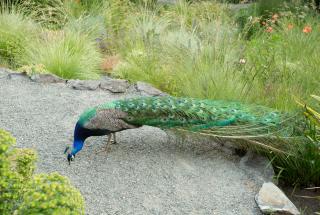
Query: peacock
65 96 303 164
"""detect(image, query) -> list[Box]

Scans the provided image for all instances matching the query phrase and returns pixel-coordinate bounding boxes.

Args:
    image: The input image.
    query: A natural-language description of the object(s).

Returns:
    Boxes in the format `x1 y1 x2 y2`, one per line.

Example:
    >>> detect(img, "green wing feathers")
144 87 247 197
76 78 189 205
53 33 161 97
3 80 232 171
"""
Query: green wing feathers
99 96 299 138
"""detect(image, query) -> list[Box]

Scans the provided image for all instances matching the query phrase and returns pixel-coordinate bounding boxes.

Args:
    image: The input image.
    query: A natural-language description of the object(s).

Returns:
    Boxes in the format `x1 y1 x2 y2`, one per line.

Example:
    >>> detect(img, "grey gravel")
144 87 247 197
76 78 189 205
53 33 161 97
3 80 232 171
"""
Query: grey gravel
0 77 263 215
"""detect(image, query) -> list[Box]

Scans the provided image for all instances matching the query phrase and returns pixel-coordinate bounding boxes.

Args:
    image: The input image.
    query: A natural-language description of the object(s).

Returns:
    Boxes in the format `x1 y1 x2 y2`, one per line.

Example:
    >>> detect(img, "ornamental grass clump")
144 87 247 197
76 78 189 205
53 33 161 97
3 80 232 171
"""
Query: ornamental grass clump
23 31 102 80
0 9 39 68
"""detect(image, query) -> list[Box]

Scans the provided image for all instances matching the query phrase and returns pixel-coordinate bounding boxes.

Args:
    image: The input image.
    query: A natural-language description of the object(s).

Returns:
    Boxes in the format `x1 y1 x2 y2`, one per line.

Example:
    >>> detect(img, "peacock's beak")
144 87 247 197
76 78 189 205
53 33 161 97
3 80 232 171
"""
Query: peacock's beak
64 146 74 165
67 154 75 165
67 155 71 165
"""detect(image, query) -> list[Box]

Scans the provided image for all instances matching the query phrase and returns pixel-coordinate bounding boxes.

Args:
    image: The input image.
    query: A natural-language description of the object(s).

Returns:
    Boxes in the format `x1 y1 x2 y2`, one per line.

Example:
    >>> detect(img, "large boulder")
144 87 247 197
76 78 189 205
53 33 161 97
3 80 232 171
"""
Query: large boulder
255 182 300 215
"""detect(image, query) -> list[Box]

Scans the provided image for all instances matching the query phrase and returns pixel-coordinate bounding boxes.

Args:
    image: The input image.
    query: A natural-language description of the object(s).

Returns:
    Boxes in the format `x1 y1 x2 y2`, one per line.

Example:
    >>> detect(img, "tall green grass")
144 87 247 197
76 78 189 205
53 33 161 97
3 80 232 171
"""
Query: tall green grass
242 15 320 110
270 95 320 186
16 0 68 29
23 31 102 80
116 3 245 100
0 9 39 68
0 4 103 79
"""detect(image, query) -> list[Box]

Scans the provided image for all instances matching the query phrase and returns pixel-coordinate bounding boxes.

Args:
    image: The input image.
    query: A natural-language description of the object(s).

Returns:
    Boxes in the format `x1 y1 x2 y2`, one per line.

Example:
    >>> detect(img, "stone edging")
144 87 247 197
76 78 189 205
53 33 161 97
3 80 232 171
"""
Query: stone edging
0 67 166 96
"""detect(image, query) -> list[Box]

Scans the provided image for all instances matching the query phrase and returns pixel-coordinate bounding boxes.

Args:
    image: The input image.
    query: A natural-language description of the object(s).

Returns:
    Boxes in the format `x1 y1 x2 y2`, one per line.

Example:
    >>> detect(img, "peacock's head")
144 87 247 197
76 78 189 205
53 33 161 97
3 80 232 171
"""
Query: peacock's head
64 146 75 165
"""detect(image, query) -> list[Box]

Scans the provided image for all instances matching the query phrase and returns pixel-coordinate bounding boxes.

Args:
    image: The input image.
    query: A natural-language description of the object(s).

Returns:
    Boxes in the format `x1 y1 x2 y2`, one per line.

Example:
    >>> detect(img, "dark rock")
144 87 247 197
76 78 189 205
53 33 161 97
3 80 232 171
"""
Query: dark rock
135 81 166 96
7 72 29 81
255 182 300 215
100 79 129 93
239 150 274 183
67 80 100 90
30 74 66 84
219 141 244 156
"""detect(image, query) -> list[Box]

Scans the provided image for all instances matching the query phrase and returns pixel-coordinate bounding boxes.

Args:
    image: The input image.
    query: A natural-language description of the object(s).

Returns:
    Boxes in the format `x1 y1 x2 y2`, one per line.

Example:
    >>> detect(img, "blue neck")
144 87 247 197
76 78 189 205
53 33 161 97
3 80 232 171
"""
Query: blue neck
71 122 111 156
71 123 87 156
72 139 84 155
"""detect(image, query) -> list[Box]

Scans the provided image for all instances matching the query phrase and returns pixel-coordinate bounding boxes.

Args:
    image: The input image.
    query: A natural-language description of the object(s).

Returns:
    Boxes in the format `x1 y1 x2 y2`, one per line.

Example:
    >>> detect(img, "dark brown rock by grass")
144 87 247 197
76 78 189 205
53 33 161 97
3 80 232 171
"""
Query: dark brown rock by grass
7 72 29 81
135 81 166 96
100 79 129 93
67 80 100 91
30 74 66 84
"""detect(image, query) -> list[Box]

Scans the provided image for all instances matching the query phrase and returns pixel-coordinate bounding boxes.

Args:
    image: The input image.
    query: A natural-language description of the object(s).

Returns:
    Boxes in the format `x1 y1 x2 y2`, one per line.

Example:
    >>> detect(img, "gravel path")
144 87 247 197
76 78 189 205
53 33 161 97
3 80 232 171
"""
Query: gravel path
0 74 263 215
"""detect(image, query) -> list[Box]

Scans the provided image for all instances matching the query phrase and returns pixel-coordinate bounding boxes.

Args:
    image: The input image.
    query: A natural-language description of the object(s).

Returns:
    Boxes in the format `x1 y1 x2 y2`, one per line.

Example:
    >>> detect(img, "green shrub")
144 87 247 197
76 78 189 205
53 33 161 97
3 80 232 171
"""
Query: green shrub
23 31 102 79
0 129 85 214
0 130 22 214
18 64 48 76
17 173 85 215
17 0 68 29
14 148 37 179
0 9 39 68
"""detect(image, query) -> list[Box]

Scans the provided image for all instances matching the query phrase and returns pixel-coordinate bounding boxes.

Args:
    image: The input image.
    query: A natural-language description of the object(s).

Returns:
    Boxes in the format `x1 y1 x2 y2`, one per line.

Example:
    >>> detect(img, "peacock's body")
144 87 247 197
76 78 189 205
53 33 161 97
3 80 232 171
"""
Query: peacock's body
65 96 301 163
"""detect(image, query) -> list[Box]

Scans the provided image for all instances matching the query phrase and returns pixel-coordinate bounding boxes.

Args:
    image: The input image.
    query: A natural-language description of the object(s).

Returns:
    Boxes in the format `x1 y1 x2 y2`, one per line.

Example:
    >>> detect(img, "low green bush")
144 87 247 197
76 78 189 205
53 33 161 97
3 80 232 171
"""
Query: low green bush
17 173 85 215
0 129 85 215
0 130 23 214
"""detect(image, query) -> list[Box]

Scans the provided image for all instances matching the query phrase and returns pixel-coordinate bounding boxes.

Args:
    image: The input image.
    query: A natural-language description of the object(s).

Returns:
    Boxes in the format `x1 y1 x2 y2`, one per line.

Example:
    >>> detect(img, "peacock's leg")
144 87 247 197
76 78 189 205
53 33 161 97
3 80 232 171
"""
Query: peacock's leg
102 134 113 152
112 133 117 144
97 133 117 154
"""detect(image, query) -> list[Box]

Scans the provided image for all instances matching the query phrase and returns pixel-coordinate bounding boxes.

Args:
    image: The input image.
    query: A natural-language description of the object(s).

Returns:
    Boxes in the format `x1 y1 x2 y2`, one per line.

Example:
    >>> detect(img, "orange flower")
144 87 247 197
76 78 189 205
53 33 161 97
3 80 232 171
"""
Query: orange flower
266 26 273 33
287 23 294 30
303 25 312 34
